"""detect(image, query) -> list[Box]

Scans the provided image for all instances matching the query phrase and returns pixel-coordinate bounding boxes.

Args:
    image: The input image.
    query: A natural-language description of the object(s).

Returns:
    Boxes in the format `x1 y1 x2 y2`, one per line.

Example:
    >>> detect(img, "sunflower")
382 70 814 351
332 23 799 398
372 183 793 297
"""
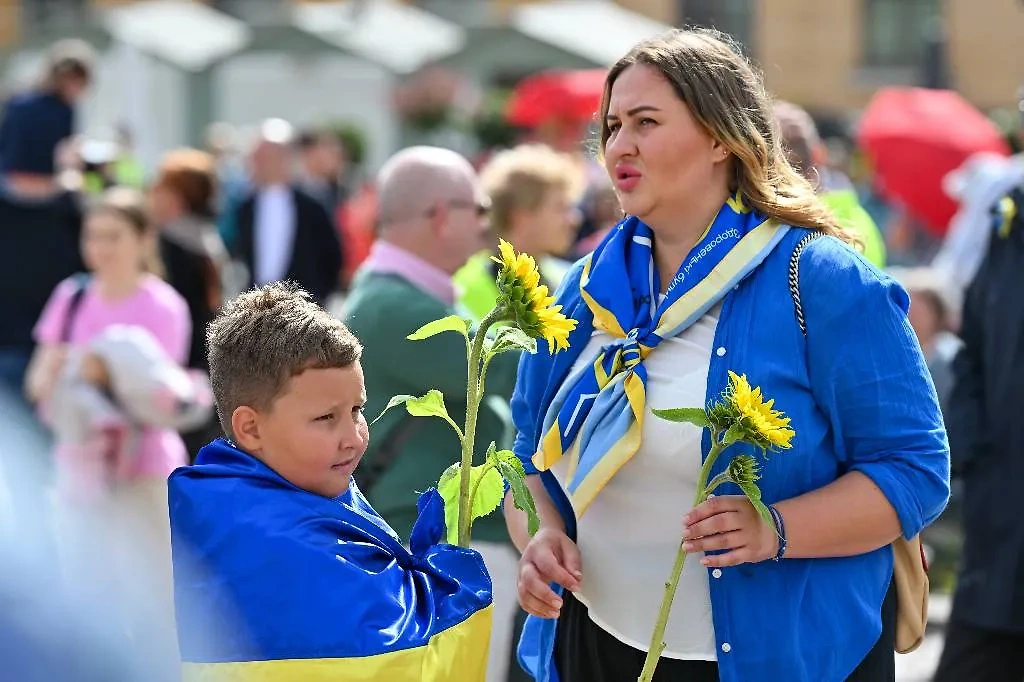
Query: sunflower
493 239 577 352
715 371 795 451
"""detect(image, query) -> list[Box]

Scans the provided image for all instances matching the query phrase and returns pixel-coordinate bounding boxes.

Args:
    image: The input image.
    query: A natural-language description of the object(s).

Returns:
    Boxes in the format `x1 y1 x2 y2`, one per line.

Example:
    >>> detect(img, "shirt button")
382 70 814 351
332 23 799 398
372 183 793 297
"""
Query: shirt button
716 347 727 357
712 568 723 579
721 642 732 653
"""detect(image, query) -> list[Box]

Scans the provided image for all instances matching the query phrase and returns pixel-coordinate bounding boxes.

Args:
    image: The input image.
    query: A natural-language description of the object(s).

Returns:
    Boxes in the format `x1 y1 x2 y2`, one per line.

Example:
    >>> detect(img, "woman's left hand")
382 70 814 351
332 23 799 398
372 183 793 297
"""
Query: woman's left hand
682 495 779 568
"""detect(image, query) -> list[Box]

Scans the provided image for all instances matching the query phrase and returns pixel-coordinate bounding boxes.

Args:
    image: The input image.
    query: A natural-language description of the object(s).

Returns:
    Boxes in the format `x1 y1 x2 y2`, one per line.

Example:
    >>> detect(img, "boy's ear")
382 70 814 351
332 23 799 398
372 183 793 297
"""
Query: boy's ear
230 405 263 454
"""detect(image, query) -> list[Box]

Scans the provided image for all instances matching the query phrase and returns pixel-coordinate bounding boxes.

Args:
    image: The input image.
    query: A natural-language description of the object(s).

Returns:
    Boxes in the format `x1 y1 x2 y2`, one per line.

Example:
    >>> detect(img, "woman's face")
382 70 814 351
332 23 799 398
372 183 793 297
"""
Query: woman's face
522 186 580 257
603 64 730 225
82 211 146 277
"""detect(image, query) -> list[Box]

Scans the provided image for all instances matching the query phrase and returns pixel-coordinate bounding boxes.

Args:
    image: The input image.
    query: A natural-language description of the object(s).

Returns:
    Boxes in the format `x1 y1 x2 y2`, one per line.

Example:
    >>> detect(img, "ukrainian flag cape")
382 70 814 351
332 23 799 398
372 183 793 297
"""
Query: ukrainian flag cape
169 439 492 681
532 196 787 516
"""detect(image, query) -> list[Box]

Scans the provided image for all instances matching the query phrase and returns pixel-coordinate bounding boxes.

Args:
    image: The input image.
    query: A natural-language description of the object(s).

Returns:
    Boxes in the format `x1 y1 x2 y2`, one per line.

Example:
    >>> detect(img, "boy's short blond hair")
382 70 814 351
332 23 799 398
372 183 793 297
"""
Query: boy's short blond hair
480 144 584 235
207 282 362 439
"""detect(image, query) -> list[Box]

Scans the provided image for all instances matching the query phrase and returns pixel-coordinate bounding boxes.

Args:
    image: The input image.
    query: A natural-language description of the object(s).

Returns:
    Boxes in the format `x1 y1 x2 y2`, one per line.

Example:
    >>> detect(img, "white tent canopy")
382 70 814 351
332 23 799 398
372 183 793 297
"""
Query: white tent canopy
103 0 251 72
293 0 466 75
510 0 672 68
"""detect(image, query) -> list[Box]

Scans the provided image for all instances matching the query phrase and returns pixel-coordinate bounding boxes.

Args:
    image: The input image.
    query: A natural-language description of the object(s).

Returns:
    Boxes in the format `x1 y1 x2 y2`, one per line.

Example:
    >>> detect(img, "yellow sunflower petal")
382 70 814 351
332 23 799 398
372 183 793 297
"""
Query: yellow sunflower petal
536 305 576 351
497 239 516 265
725 373 794 450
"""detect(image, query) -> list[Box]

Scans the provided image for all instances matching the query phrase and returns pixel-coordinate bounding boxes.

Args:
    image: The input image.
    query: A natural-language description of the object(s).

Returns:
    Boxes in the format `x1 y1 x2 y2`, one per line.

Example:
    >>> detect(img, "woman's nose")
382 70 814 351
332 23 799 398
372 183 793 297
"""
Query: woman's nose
605 131 634 164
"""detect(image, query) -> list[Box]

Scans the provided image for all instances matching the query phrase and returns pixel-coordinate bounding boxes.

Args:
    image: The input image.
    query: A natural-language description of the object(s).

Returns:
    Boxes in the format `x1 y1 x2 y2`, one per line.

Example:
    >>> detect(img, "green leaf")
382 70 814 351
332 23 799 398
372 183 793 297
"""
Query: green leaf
472 466 505 518
370 390 464 440
652 407 710 430
489 447 540 538
488 325 538 356
404 389 448 419
370 393 416 426
407 315 469 341
436 461 504 545
736 479 773 526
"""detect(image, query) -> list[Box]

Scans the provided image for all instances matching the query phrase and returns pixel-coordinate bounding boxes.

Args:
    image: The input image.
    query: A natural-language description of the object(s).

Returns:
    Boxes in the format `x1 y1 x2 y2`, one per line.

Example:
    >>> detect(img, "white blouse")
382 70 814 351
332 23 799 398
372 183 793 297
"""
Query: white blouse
551 305 719 660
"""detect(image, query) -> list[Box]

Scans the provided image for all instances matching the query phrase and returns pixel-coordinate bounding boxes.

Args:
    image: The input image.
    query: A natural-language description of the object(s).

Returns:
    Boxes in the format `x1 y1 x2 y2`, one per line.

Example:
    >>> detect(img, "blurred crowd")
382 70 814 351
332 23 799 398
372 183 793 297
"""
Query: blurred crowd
2 36 1023 682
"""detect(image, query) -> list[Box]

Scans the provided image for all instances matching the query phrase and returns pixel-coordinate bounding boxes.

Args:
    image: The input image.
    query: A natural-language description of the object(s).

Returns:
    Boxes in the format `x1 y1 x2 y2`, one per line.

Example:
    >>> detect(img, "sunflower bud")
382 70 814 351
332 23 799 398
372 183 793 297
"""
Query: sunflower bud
727 454 760 486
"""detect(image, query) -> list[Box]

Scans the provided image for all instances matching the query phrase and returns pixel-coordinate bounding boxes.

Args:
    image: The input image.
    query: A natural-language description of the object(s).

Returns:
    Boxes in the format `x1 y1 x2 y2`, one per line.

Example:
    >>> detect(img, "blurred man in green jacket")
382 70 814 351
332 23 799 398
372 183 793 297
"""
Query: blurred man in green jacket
343 146 523 682
774 101 887 268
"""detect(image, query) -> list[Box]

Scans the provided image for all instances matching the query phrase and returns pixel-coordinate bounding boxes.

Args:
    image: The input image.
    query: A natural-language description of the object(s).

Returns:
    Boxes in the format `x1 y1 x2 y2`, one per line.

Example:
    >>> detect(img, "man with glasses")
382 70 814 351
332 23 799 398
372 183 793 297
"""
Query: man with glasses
343 146 523 682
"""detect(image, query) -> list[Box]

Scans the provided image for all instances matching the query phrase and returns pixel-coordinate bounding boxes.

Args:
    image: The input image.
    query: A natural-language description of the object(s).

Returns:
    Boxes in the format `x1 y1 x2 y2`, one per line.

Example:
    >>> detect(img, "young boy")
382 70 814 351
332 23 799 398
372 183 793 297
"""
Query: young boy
169 282 492 681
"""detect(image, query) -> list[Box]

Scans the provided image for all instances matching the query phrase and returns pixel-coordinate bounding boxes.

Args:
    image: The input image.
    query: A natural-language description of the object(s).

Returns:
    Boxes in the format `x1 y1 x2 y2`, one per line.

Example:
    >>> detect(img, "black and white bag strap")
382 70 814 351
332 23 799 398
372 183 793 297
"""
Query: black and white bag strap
788 231 824 336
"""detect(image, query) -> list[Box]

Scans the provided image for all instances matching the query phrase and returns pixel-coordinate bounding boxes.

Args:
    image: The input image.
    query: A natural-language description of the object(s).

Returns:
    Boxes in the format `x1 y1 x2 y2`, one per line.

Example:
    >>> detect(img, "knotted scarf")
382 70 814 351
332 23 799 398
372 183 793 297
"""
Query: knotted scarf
533 194 788 515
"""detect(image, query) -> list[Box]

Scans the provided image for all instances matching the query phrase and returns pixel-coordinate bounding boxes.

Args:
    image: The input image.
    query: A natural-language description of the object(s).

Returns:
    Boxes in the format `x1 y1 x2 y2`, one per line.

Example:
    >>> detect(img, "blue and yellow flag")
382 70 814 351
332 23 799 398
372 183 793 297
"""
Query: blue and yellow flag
532 195 787 516
169 439 492 681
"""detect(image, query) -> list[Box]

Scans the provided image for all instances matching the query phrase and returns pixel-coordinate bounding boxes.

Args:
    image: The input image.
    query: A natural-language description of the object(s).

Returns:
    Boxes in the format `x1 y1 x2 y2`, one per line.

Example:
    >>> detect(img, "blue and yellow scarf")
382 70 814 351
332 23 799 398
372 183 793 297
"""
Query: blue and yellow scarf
532 194 788 515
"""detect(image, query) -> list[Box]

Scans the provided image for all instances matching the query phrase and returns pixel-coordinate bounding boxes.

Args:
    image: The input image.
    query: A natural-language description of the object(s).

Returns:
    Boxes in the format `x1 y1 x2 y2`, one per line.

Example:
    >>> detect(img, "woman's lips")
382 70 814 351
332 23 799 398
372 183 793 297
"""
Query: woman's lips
614 165 641 192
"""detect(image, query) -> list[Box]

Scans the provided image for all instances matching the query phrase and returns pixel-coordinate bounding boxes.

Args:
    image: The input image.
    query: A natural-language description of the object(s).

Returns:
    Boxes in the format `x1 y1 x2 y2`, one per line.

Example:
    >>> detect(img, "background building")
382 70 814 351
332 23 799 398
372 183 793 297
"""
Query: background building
0 0 1020 172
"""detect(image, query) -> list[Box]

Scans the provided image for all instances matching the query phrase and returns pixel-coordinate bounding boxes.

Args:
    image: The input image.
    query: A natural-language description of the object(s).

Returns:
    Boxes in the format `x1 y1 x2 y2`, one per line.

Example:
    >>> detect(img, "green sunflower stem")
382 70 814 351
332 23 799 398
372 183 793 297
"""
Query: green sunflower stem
638 433 725 682
457 306 507 548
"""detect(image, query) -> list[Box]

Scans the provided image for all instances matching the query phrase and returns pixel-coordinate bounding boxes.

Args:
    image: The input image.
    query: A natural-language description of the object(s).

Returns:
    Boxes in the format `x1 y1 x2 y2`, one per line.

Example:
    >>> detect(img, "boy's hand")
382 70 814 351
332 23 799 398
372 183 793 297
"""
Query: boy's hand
516 527 582 619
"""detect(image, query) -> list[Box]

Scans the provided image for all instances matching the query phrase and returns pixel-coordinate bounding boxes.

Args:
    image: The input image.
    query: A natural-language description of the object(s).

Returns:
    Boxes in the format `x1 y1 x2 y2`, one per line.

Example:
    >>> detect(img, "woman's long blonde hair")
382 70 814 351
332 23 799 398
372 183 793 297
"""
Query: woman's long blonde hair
598 28 857 246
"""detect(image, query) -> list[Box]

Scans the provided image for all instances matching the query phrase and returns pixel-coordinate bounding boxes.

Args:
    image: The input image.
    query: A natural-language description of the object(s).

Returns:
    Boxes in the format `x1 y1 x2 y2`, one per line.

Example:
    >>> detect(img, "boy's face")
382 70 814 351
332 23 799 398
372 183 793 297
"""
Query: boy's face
242 364 369 498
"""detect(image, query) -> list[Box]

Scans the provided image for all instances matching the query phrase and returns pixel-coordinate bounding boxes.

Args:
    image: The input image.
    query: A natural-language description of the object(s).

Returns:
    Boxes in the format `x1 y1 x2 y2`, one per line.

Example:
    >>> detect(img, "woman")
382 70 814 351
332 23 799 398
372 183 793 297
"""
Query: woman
455 143 583 323
26 187 188 679
504 29 949 682
149 148 228 458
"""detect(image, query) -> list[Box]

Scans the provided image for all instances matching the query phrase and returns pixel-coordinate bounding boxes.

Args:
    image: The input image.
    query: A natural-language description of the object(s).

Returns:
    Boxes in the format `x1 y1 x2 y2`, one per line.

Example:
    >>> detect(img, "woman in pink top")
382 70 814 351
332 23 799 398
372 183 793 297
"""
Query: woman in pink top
25 187 188 679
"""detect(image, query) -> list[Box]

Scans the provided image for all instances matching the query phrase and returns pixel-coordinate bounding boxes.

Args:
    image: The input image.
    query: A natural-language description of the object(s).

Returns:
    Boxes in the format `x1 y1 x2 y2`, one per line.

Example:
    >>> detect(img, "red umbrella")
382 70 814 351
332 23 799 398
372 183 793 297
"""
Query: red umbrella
857 87 1010 237
506 69 608 128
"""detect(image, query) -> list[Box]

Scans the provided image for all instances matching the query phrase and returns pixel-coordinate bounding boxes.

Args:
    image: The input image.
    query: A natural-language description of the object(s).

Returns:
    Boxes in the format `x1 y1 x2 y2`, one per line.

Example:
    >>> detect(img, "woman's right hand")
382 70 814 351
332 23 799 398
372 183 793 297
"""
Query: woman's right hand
517 527 582 619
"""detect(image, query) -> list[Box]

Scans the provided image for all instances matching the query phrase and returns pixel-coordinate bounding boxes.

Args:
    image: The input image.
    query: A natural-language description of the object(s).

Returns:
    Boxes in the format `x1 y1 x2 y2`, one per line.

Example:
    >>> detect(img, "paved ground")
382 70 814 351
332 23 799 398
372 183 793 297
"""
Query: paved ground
895 594 951 682
896 631 943 681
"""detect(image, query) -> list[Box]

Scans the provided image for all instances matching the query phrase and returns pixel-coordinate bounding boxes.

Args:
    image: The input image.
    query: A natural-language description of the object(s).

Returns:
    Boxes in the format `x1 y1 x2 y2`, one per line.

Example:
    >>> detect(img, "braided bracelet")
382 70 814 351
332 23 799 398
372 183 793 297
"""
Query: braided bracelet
768 504 788 561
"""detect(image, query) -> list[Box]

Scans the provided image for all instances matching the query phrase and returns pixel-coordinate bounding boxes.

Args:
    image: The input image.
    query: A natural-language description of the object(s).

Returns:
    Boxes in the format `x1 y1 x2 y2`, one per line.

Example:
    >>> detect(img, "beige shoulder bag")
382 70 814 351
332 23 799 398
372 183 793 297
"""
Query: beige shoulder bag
789 231 929 654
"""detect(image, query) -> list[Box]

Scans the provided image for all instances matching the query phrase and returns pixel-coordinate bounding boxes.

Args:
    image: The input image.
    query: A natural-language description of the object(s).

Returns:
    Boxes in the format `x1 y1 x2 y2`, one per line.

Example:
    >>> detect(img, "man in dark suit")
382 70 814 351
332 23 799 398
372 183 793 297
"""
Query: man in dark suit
234 119 342 303
934 183 1024 681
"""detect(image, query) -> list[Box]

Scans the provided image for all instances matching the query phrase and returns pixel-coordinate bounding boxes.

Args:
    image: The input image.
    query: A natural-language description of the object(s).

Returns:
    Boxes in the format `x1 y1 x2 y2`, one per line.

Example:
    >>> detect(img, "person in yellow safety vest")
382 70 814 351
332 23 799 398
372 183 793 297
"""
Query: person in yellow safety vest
454 144 584 323
774 101 887 268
